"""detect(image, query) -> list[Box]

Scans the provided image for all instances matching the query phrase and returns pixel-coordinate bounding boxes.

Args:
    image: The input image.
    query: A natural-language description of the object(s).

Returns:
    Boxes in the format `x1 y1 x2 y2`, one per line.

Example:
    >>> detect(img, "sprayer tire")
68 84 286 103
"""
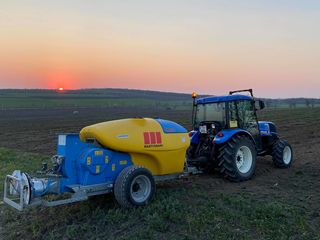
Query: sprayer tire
114 165 155 208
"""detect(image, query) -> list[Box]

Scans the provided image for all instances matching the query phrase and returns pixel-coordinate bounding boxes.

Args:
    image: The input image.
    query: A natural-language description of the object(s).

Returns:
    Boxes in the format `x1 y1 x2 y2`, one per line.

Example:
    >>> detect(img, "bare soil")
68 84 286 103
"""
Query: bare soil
0 107 319 235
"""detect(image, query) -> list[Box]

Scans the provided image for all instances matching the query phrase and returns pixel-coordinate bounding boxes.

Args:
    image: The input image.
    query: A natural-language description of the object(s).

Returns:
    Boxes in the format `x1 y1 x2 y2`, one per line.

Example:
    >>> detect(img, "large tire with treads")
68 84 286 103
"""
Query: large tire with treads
272 140 293 168
218 135 257 182
114 165 155 208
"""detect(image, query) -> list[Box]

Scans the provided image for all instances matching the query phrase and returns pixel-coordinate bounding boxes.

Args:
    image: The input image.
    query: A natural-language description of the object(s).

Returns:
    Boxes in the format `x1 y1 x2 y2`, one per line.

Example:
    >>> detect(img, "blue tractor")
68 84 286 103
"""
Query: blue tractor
187 89 293 182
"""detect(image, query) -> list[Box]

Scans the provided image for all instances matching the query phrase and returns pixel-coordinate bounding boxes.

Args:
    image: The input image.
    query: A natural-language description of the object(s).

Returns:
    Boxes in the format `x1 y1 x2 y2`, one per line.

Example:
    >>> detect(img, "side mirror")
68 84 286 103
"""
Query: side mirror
255 100 265 110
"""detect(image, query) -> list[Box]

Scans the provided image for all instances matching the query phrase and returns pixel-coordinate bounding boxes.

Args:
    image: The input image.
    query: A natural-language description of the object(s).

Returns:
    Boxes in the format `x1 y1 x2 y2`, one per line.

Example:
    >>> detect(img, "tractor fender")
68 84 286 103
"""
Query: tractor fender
214 129 256 145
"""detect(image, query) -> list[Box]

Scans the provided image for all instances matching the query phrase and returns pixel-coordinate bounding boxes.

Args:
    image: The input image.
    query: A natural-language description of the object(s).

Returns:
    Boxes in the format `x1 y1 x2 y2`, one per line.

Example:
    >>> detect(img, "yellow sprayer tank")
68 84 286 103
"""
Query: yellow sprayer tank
80 118 190 176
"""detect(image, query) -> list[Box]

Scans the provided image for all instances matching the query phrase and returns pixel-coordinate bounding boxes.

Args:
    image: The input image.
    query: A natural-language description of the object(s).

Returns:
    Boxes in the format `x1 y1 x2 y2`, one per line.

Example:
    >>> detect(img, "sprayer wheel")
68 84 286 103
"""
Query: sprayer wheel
114 165 155 208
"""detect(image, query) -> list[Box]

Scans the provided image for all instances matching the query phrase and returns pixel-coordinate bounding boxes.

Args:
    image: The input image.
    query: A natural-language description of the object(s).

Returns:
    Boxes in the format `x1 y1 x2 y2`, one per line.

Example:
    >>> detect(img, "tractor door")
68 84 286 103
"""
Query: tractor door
229 100 262 150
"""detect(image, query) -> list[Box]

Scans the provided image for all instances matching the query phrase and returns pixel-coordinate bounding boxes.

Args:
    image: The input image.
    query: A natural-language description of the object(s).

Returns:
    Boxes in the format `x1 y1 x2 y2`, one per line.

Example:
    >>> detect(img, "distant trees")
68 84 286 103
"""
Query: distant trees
289 102 296 109
265 100 272 109
305 99 310 108
311 101 315 108
305 99 316 108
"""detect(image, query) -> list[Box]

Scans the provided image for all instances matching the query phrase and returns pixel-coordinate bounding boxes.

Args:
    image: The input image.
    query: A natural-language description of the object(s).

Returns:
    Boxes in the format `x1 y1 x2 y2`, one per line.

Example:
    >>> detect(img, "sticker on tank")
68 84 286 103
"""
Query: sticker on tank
143 132 163 148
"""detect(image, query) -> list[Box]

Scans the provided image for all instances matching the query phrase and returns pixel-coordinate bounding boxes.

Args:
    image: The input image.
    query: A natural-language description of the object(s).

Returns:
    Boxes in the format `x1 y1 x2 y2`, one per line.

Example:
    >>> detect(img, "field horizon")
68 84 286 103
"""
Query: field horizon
0 88 319 110
1 87 320 99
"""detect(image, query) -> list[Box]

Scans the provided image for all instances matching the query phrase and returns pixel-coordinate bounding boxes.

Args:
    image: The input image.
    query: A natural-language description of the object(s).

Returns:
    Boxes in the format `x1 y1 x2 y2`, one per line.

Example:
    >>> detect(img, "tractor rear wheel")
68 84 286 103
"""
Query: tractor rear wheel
218 135 257 182
272 140 293 168
114 166 155 208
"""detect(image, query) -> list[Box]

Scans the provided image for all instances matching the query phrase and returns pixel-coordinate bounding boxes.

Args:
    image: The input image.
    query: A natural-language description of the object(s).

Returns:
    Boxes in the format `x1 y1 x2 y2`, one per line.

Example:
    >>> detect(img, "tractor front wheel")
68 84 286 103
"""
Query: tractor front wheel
218 135 257 182
114 166 155 208
272 140 293 168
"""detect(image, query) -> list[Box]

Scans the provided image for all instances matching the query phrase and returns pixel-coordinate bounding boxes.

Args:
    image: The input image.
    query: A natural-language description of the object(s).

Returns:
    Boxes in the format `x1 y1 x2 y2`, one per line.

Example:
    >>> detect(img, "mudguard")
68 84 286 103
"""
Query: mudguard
214 129 255 145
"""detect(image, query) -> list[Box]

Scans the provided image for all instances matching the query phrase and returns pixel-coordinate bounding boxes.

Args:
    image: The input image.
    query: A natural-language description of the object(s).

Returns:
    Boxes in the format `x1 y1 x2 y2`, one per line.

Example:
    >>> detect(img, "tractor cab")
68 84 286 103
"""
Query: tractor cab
192 89 265 150
187 89 292 182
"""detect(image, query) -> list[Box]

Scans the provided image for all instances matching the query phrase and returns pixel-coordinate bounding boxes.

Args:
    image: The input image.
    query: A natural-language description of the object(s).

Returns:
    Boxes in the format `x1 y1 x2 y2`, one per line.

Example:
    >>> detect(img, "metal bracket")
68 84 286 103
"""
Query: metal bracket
154 168 202 182
229 89 253 97
3 174 25 211
4 176 114 211
29 191 89 208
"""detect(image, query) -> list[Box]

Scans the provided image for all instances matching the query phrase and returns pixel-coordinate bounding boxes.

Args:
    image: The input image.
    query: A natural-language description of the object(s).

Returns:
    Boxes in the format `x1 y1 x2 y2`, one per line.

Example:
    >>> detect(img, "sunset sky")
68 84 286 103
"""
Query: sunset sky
0 0 319 98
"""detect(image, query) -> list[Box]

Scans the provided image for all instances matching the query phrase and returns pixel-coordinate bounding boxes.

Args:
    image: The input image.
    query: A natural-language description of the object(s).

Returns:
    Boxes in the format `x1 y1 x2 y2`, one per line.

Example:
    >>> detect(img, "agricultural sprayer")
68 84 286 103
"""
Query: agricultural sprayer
3 89 293 210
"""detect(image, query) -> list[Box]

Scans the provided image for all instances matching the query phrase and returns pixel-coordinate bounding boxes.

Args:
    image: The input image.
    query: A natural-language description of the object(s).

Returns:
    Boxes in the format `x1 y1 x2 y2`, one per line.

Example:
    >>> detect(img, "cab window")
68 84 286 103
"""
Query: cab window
195 102 226 127
229 100 259 134
237 100 259 134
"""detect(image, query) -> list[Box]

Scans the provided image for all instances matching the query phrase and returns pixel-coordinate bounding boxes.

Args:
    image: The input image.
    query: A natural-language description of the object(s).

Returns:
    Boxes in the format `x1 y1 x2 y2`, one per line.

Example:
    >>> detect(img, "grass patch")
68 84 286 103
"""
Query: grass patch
0 148 319 240
0 148 47 196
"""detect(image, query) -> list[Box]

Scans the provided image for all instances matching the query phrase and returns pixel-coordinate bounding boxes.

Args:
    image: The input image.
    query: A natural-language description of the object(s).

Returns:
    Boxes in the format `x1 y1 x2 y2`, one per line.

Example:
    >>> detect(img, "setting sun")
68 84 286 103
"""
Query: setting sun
58 87 64 91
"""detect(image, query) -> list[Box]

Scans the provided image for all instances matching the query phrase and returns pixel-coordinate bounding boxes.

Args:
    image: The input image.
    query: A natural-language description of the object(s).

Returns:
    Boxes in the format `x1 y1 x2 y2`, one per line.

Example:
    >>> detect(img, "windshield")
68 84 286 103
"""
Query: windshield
195 102 226 127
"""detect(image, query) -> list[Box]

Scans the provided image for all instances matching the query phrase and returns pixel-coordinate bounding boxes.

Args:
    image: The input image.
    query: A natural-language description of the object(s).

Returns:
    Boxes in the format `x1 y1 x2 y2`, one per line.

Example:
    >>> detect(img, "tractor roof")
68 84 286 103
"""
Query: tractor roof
196 94 253 104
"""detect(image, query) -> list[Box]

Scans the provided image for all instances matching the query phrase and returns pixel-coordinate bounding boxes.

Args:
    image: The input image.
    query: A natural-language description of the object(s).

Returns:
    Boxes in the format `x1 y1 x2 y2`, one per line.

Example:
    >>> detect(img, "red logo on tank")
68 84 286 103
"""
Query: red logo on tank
143 132 162 147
